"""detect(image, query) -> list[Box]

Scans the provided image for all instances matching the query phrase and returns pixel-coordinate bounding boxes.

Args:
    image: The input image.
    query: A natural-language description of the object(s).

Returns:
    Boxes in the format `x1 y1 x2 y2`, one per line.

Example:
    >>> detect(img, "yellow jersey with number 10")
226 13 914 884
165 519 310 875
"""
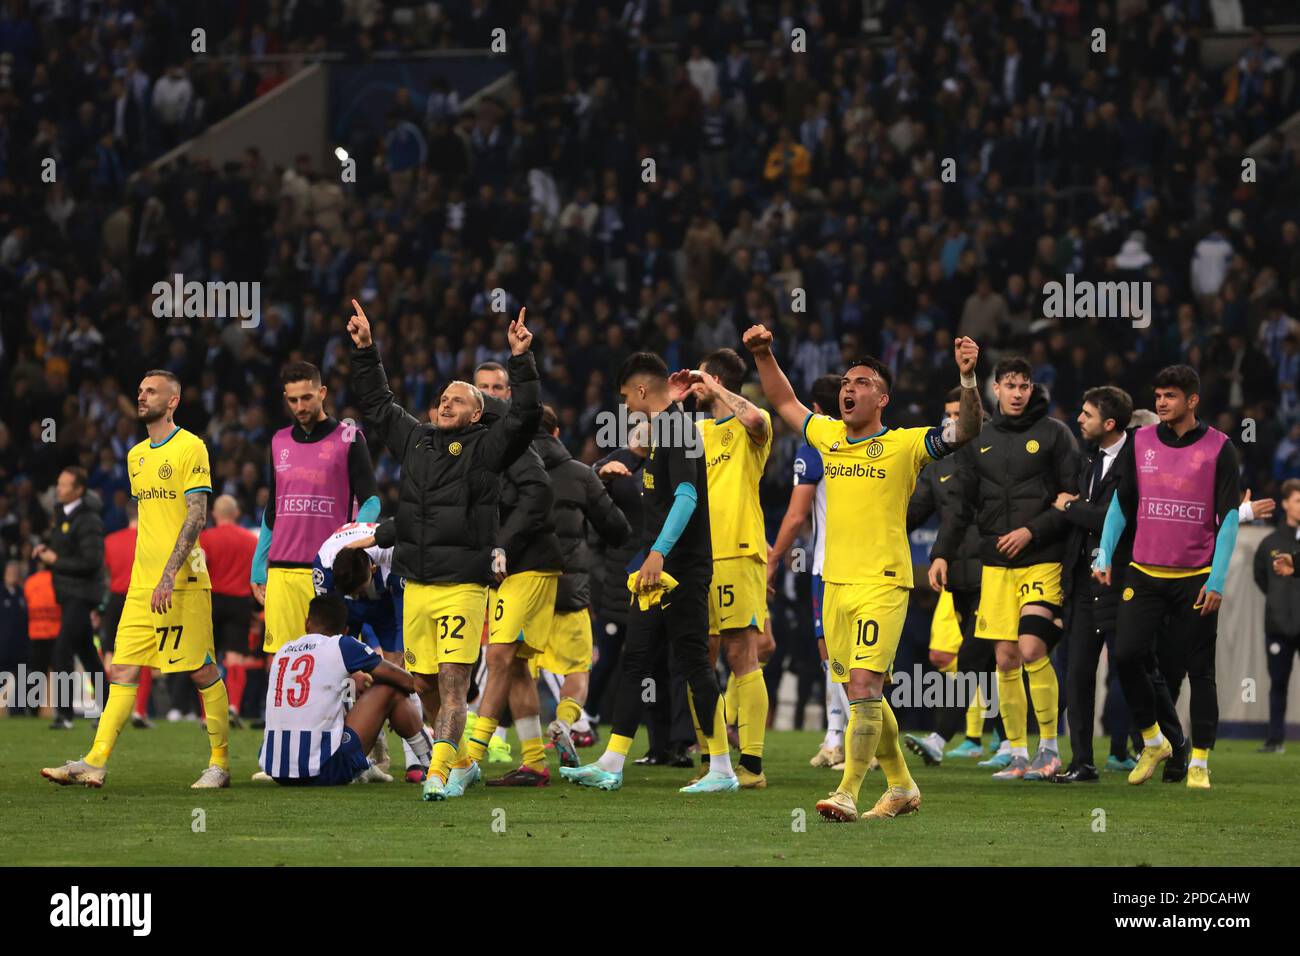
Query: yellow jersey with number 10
699 409 772 561
127 426 213 591
803 414 945 589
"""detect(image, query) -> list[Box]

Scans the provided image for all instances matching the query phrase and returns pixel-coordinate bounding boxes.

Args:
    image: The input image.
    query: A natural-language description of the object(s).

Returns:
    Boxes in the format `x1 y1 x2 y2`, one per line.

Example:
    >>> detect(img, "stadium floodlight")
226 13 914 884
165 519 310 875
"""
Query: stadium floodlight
334 146 349 163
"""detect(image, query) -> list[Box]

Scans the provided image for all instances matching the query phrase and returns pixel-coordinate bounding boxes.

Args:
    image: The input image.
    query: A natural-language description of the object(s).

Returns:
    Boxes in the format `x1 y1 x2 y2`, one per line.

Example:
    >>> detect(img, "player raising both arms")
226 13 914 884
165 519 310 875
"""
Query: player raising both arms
42 370 231 789
744 326 983 822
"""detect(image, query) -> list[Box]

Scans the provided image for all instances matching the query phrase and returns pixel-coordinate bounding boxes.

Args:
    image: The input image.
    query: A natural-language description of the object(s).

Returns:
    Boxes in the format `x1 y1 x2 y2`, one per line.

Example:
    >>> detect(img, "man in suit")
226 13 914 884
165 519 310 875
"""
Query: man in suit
1052 388 1183 782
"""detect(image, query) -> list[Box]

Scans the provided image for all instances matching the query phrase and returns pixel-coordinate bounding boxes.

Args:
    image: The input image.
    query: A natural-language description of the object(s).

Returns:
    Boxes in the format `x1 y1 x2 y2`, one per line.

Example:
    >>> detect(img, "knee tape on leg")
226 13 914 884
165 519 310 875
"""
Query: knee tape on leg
1020 612 1062 648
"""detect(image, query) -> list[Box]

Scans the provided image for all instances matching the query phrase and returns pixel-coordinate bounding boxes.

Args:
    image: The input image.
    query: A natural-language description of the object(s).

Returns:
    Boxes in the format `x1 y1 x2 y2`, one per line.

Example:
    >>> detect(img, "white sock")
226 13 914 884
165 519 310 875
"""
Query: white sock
596 749 625 773
515 714 541 743
1011 746 1029 758
709 750 735 776
572 710 591 733
1142 730 1167 748
996 739 1010 754
540 668 565 706
1189 753 1208 769
403 729 432 767
493 725 508 742
1040 737 1058 754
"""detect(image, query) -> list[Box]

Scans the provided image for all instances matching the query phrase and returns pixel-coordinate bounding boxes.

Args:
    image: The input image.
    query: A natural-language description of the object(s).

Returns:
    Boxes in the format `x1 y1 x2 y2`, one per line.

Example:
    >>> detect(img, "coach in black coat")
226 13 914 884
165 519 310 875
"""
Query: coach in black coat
32 470 105 726
1252 502 1300 749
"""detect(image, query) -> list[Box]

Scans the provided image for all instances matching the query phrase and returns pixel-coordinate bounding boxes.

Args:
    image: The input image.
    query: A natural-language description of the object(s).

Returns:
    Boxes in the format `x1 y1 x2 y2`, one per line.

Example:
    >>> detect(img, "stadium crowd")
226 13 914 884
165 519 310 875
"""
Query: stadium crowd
2 1 1300 728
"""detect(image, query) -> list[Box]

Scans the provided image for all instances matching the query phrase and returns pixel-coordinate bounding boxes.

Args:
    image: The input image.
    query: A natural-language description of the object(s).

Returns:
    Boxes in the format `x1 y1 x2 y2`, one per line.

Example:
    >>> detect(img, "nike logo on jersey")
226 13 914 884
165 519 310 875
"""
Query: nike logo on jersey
980 446 993 453
939 475 953 482
168 656 184 664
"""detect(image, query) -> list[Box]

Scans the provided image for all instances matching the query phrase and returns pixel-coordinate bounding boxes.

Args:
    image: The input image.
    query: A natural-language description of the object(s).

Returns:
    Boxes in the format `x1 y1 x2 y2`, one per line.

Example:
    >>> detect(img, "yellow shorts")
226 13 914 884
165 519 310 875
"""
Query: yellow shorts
708 556 768 634
489 571 559 658
403 581 488 675
929 589 964 664
823 581 909 683
975 563 1064 641
113 587 214 673
263 567 316 652
532 609 593 677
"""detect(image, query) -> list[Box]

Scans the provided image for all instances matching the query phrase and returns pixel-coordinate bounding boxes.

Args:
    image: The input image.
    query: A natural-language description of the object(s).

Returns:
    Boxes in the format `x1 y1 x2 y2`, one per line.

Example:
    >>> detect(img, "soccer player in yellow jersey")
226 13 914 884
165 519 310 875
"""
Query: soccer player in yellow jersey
683 348 772 788
744 325 983 822
42 370 231 789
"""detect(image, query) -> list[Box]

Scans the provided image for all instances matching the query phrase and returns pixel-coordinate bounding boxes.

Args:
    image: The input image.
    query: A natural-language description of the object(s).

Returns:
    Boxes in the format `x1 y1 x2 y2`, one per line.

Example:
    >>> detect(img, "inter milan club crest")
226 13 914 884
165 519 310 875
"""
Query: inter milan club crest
721 430 733 446
158 462 173 479
449 441 463 456
866 440 884 459
1026 439 1040 454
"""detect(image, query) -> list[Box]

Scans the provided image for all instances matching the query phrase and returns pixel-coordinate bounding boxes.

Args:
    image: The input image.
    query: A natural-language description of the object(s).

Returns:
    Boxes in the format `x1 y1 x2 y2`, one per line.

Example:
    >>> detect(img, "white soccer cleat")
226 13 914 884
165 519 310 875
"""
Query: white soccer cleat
191 765 231 789
359 763 394 783
250 770 272 782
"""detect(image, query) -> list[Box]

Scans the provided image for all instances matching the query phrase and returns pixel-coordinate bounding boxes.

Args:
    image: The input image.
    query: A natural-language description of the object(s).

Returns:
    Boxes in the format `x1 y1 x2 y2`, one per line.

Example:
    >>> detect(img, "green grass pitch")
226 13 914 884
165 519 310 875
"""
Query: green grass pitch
2 718 1296 866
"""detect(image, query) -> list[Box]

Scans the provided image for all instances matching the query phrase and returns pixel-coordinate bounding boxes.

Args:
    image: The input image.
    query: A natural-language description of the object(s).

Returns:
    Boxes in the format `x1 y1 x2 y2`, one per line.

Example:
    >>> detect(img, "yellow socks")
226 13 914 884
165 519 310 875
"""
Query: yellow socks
1025 656 1059 744
608 733 633 756
687 687 729 756
556 696 582 727
429 740 457 784
456 714 498 768
198 678 230 770
965 688 985 741
874 698 914 790
85 682 137 768
733 669 767 774
837 698 883 800
516 715 545 771
998 666 1028 751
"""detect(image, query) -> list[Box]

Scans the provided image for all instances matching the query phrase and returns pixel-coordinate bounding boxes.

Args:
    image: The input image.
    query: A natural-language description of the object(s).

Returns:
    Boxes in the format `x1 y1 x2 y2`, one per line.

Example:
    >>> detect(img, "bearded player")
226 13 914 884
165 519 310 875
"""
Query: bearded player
744 327 983 822
42 370 231 789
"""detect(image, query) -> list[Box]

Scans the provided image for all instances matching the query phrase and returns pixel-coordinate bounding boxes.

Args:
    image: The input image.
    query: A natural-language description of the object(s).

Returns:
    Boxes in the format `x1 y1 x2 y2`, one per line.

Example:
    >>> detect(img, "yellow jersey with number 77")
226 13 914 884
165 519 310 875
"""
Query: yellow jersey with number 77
127 426 213 590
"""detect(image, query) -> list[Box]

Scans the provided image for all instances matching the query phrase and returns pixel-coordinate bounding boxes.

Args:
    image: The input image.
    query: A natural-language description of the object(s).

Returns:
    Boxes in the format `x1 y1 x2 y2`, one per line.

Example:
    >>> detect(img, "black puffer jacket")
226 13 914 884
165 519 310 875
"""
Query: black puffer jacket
356 345 541 584
534 433 631 610
908 443 981 592
481 395 563 575
934 385 1079 569
592 448 646 625
1253 526 1300 638
47 491 106 604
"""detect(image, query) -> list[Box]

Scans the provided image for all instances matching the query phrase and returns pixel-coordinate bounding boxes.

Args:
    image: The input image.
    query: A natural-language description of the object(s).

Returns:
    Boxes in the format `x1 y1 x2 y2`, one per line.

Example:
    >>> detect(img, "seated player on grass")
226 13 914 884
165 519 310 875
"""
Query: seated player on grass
258 594 431 786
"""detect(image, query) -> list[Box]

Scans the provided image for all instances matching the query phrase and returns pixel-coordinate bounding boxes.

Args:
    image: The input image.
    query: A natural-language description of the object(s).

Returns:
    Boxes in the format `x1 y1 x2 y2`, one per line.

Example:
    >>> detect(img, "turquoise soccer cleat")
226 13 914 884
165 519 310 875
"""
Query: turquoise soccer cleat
978 747 1013 770
945 739 984 759
445 760 481 797
1105 754 1137 772
678 770 740 794
422 774 449 801
559 763 623 791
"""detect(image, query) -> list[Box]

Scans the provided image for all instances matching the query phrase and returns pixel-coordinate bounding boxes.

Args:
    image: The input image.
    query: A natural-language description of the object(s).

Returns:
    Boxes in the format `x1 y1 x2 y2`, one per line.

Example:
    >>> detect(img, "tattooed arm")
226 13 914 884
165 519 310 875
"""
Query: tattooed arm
951 336 983 448
152 491 208 614
696 370 771 444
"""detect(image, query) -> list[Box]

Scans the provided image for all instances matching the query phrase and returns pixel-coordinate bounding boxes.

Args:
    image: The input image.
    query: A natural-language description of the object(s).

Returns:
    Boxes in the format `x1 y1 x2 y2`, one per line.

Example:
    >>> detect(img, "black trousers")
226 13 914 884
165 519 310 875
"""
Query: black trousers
1115 569 1217 749
1064 577 1147 765
588 615 626 723
53 597 104 720
643 642 697 753
1264 630 1298 745
99 592 125 654
936 588 996 741
611 579 719 741
212 594 254 656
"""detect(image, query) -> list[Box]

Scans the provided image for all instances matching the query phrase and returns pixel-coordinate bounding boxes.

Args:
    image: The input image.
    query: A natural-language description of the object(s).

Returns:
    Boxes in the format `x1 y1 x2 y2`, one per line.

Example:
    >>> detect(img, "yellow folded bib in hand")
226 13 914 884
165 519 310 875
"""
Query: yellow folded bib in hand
626 570 679 610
